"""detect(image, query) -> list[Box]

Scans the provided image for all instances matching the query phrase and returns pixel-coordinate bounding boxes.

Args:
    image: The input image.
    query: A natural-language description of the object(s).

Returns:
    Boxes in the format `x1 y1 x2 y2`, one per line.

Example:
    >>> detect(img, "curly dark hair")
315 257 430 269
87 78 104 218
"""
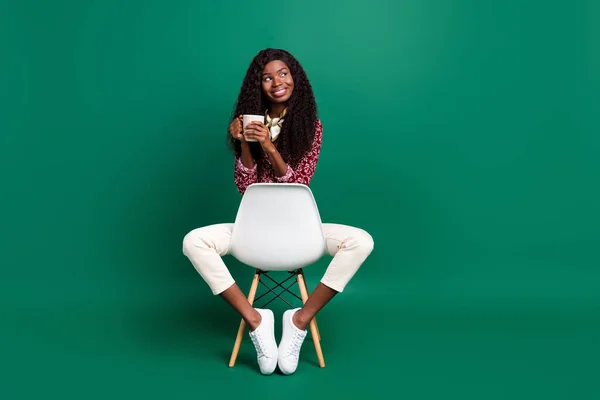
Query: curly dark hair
227 48 318 167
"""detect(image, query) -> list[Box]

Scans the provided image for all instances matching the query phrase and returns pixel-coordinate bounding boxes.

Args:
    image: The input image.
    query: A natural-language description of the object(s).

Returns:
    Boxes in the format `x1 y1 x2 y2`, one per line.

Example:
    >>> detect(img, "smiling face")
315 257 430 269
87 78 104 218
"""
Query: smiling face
261 60 294 106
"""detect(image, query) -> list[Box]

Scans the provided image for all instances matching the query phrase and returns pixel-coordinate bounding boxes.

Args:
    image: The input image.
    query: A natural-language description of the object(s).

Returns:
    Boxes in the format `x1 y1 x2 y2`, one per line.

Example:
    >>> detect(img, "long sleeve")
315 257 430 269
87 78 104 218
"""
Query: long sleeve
234 156 257 194
275 119 323 185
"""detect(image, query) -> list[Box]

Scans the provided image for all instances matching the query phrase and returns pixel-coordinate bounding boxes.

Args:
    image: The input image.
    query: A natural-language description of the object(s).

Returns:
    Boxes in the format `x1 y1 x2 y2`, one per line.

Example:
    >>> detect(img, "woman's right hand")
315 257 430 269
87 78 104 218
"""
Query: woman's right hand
229 115 245 142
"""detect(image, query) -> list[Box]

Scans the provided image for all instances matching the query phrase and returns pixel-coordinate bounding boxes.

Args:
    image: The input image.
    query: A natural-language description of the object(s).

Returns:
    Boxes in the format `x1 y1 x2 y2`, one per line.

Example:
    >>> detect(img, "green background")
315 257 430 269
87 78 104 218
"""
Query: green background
2 0 598 398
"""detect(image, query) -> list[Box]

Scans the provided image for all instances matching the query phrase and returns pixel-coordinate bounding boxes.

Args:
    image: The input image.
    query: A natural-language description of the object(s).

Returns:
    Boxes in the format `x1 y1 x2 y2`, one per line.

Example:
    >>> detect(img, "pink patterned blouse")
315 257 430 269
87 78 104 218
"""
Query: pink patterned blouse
234 119 323 194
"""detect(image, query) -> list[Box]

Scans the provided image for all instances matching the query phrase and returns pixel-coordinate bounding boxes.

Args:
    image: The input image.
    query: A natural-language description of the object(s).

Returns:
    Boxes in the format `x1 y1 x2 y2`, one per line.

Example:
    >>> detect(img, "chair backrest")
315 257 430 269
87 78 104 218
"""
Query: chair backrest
229 183 327 271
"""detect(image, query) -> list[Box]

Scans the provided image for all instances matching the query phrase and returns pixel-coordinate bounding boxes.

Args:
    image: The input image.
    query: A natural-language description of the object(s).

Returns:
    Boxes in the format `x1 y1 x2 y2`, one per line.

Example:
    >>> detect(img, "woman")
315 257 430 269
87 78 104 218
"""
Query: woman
182 48 374 375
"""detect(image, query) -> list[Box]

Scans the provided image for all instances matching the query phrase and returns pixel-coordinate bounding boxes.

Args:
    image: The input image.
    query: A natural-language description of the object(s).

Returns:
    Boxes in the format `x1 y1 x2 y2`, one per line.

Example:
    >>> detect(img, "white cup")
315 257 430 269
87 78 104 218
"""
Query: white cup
242 114 264 142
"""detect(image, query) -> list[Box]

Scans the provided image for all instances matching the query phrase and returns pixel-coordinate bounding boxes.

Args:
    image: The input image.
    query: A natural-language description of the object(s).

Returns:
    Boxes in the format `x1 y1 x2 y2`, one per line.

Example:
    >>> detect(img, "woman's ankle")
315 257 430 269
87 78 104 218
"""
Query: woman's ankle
292 308 311 331
247 309 262 331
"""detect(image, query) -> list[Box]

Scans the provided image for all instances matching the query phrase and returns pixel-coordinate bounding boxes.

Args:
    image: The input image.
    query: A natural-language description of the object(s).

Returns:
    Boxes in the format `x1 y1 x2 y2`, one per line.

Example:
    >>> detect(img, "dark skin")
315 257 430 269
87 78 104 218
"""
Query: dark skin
225 60 337 331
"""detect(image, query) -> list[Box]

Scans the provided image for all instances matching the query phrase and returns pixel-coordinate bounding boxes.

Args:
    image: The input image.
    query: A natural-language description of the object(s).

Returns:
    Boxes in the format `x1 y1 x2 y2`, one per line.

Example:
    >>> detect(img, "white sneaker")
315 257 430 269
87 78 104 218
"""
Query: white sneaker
277 308 307 375
248 308 278 375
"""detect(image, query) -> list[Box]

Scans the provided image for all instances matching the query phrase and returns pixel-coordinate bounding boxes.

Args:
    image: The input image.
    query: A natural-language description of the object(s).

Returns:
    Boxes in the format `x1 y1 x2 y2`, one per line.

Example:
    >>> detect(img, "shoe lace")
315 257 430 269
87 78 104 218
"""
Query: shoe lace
250 331 266 358
285 331 305 358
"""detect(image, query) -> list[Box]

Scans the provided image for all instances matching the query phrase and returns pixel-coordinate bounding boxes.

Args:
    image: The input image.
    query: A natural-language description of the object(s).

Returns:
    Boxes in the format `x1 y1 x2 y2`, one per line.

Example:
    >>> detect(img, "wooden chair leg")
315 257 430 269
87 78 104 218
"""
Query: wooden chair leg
297 271 325 368
228 271 260 367
298 274 321 341
313 317 321 342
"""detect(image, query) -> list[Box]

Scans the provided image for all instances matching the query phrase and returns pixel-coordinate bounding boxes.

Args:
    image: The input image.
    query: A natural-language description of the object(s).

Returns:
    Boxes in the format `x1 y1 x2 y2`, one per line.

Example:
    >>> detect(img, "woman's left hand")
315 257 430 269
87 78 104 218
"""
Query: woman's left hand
244 121 275 151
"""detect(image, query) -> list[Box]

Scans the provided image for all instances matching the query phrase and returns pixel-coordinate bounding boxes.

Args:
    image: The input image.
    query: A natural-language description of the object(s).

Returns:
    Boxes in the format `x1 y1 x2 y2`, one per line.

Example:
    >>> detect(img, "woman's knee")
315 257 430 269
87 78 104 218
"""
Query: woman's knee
182 223 233 257
182 228 201 256
355 229 374 255
340 226 374 256
182 227 214 255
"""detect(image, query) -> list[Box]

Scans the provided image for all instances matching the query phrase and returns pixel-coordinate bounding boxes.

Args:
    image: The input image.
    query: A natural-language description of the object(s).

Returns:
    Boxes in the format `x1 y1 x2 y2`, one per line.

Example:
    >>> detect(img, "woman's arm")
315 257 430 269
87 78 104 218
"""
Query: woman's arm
244 120 290 177
272 120 323 185
231 116 258 194
264 145 289 177
240 141 254 169
234 152 258 194
243 119 323 186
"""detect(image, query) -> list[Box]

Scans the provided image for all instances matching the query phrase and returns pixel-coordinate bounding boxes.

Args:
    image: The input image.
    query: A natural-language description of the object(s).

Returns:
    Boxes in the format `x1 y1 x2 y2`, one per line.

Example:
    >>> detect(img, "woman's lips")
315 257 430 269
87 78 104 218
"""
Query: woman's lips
272 88 287 97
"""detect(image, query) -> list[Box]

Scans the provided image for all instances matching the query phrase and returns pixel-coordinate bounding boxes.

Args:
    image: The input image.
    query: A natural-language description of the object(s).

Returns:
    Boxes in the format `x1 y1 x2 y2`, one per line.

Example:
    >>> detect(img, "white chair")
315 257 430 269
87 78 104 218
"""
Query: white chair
227 183 327 368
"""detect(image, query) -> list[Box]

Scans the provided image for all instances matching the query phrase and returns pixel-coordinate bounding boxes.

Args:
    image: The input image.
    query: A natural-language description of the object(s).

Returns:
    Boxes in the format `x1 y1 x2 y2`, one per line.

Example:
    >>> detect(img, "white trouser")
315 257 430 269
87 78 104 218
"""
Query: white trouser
182 223 374 295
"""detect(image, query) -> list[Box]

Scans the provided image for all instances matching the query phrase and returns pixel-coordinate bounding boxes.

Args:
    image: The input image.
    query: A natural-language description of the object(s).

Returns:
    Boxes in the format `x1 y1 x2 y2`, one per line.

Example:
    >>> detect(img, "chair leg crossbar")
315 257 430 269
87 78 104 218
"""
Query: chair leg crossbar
253 270 302 309
228 268 325 368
